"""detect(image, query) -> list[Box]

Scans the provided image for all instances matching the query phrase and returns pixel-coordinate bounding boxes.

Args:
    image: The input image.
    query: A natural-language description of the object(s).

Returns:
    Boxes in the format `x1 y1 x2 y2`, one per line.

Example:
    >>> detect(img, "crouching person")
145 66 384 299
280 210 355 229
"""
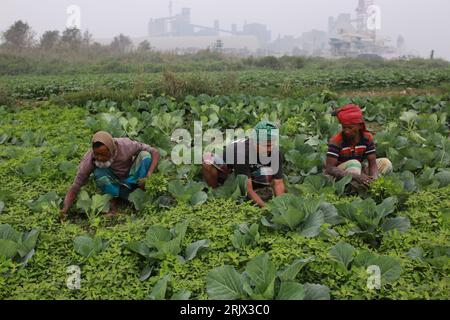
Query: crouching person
325 104 392 190
60 131 160 220
202 121 285 208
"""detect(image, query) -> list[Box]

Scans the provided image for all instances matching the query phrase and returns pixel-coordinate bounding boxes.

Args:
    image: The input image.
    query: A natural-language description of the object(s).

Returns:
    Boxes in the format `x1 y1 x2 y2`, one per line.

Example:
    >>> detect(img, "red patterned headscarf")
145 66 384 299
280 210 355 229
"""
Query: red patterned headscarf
335 104 363 124
334 104 367 131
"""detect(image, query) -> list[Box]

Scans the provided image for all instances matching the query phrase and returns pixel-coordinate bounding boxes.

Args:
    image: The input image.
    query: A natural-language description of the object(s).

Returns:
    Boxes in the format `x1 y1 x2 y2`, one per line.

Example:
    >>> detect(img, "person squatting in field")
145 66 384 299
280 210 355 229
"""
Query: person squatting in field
60 131 160 220
325 104 393 190
202 121 286 208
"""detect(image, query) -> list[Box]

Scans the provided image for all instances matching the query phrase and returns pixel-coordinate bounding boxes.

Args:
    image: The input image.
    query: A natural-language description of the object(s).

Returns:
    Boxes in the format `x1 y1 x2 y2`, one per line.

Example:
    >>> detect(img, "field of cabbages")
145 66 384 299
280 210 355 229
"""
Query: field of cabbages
0 72 449 300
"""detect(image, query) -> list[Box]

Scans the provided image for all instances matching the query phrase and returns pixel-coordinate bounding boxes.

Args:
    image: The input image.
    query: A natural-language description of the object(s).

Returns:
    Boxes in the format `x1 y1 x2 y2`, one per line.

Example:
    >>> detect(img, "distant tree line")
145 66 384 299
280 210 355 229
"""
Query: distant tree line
0 20 152 54
0 20 448 76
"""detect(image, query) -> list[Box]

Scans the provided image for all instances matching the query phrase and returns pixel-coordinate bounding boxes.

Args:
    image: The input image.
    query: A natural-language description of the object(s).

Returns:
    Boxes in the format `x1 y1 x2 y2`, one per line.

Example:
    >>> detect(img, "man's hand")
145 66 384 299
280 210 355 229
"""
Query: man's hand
246 179 266 208
352 173 373 188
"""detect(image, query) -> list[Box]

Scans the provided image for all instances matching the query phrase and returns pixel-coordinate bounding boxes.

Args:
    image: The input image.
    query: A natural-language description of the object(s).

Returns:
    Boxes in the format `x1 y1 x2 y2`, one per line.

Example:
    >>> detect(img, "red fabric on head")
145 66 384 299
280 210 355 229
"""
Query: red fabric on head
336 104 364 125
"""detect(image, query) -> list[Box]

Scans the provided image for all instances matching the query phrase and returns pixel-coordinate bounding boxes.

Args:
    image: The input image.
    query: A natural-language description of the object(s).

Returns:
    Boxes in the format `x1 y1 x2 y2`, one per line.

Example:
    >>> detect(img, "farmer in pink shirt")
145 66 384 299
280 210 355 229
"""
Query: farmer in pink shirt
60 131 160 220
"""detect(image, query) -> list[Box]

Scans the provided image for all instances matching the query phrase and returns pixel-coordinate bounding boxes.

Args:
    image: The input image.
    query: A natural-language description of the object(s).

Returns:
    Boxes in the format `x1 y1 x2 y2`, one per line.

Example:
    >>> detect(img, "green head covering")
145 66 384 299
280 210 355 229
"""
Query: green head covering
251 121 279 144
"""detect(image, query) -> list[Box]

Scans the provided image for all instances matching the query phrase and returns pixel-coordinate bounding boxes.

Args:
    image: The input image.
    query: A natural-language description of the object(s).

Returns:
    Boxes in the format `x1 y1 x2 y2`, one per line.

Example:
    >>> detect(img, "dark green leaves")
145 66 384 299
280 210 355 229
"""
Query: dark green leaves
277 256 315 281
21 157 43 177
333 245 402 285
184 239 209 262
276 282 306 300
128 189 152 211
27 191 61 212
336 196 409 243
330 242 355 270
230 223 260 250
214 174 248 201
267 194 335 238
381 217 411 233
168 180 208 206
0 224 40 265
206 265 247 300
126 221 209 280
206 254 329 300
244 254 276 299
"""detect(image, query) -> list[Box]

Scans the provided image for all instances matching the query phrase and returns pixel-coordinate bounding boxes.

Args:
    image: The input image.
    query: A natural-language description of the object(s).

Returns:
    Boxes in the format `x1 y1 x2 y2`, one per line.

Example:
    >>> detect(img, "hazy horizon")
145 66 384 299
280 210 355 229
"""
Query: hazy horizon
1 0 449 59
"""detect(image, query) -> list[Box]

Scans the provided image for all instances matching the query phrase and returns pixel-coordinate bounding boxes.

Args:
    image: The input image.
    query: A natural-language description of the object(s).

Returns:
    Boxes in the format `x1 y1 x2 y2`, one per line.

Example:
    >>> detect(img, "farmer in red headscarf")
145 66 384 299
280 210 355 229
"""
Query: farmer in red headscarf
325 104 392 189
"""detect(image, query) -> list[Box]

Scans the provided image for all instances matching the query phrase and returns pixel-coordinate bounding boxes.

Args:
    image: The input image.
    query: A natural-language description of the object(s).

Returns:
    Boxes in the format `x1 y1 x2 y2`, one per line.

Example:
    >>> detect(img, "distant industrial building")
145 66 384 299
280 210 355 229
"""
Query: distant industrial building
328 0 399 58
94 0 406 58
144 6 271 54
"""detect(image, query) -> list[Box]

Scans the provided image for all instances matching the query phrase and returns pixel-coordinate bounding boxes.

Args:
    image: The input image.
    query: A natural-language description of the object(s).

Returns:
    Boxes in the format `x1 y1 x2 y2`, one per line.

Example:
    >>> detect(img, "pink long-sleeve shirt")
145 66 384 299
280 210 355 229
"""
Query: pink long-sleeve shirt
69 138 155 194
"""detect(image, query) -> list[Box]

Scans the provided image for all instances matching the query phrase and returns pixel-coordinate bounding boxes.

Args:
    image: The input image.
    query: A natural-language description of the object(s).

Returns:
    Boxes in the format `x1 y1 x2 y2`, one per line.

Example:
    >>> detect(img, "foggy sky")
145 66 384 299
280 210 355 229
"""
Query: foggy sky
1 0 449 59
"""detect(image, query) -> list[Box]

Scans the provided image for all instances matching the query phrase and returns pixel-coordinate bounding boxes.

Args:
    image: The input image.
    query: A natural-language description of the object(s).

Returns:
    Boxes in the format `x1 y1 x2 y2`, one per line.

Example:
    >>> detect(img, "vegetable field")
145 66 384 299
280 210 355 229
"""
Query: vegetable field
0 75 449 300
2 68 450 100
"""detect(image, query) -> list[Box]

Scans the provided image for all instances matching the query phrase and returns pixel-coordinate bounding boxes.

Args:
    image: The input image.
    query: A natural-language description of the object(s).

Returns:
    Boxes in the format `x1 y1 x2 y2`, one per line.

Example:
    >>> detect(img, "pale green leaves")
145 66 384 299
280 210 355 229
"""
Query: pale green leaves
76 190 112 219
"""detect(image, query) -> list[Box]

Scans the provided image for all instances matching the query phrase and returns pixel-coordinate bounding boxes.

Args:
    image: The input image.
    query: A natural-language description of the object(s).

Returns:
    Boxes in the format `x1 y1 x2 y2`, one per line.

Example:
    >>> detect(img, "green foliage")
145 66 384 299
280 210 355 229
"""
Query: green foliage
263 194 338 238
149 274 192 300
73 235 107 259
336 197 410 246
20 157 43 177
0 81 449 300
168 180 208 206
0 224 39 266
125 221 209 281
27 191 61 212
206 254 329 300
230 223 260 250
76 190 112 225
213 174 248 201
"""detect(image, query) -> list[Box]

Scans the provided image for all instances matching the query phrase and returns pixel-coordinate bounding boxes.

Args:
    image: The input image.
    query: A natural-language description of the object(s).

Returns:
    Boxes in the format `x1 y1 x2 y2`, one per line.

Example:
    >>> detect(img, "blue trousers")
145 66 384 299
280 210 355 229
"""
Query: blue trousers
93 151 152 200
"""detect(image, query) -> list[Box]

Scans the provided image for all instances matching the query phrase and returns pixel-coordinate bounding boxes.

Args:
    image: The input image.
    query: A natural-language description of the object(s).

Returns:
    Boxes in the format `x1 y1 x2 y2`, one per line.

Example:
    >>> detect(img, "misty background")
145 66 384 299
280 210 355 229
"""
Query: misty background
1 0 449 59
